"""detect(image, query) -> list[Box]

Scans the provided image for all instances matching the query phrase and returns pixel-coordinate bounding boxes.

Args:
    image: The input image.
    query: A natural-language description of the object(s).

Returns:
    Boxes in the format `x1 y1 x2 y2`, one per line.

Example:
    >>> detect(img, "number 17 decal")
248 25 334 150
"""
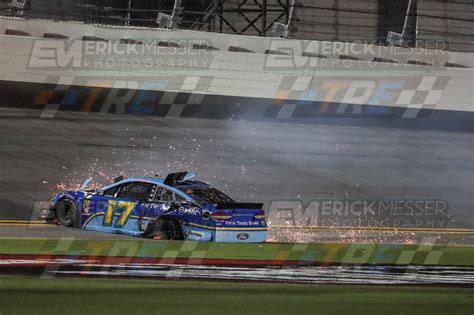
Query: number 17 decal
103 200 136 228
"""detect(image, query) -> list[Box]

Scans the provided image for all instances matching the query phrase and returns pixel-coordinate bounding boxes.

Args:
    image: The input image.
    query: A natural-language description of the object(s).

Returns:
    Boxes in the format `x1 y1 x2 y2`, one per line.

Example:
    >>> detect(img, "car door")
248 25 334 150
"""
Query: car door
139 185 177 217
111 181 157 235
81 184 120 231
83 181 156 235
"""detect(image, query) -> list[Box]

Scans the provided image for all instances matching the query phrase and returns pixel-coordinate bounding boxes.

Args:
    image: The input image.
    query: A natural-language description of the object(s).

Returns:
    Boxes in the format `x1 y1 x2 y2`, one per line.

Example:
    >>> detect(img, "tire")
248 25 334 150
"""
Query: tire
55 199 80 228
146 217 183 240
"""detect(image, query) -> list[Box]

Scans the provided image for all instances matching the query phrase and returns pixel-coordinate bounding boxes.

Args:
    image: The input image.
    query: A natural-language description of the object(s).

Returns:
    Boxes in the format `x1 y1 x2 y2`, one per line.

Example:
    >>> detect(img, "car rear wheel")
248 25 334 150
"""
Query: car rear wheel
56 199 80 228
147 217 183 240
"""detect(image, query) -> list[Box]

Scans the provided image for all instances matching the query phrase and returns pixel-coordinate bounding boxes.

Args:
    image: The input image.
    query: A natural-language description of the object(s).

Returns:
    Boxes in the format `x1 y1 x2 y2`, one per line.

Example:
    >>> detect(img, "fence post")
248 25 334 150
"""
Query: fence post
401 0 418 47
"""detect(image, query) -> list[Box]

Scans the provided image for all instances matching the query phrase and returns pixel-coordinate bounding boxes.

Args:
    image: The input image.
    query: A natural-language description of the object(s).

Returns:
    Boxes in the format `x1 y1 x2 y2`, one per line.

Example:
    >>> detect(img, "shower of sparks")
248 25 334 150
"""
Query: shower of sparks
43 121 456 245
49 128 262 202
266 226 454 245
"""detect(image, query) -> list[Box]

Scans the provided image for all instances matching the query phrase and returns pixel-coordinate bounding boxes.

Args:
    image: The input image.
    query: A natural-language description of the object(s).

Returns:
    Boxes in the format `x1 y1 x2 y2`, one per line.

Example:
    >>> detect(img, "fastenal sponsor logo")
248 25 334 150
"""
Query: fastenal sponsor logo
267 199 450 228
28 39 213 70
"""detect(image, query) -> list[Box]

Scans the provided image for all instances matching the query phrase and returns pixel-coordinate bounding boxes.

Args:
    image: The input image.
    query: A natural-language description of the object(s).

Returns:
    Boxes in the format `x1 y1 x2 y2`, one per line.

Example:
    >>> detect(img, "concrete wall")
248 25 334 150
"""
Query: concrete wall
0 17 472 115
1 16 472 67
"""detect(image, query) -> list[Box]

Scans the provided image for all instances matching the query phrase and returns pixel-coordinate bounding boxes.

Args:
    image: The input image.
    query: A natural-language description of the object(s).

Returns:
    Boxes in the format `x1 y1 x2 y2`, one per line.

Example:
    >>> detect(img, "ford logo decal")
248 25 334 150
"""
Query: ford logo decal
237 233 249 240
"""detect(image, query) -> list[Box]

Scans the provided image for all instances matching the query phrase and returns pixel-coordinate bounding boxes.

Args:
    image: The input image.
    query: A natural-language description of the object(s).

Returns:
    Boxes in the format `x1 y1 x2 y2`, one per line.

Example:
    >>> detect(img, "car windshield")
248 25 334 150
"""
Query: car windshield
176 186 234 204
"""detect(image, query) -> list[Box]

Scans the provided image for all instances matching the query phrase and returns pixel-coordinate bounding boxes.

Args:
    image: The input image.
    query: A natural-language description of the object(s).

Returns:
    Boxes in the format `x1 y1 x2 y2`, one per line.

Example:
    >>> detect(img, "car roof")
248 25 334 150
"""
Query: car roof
133 176 165 184
99 177 194 201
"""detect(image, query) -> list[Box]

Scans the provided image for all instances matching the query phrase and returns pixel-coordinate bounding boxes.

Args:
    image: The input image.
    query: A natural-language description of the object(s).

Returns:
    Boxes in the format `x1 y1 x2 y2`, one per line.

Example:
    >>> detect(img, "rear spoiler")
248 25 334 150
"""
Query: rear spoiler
215 203 264 210
164 171 196 186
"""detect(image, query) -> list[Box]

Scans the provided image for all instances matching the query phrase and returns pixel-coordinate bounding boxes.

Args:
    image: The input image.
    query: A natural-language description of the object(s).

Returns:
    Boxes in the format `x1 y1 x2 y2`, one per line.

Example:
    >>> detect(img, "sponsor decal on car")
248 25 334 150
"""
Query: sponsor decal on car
202 211 211 220
221 220 263 227
237 233 249 240
83 199 91 215
178 207 200 215
142 203 161 210
136 217 150 232
186 230 204 238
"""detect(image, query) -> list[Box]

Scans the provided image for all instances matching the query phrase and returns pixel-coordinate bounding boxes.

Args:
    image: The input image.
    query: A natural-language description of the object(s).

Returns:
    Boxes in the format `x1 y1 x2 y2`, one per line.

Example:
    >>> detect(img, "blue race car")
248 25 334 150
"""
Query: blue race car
47 172 267 242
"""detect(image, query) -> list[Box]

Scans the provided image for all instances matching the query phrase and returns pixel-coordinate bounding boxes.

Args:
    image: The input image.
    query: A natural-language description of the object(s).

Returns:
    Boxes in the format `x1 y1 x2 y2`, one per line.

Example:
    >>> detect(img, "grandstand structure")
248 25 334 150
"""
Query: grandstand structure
1 0 473 52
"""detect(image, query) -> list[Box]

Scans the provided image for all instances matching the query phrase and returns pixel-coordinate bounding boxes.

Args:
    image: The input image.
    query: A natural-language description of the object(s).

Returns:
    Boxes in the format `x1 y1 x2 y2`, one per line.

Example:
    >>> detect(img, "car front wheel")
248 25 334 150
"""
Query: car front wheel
55 199 80 228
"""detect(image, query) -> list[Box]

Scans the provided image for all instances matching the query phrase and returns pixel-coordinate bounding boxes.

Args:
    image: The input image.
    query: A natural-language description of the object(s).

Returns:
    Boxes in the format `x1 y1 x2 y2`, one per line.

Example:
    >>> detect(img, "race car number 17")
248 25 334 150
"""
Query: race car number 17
103 200 136 228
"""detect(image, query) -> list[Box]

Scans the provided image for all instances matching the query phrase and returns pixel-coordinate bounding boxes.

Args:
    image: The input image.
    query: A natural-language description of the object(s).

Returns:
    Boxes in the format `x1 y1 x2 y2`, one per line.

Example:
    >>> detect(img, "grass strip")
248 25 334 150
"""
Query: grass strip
0 238 473 266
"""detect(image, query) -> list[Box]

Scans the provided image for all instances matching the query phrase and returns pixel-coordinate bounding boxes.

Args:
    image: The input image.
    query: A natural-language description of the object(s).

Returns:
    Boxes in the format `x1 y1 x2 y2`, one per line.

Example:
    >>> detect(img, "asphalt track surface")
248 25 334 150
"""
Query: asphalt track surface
0 108 473 237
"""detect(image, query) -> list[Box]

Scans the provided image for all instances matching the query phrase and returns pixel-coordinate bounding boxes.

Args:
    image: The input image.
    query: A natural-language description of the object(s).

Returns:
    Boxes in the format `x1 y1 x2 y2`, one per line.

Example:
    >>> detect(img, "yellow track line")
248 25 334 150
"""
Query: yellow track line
1 221 473 234
0 224 51 227
0 220 48 227
0 220 43 222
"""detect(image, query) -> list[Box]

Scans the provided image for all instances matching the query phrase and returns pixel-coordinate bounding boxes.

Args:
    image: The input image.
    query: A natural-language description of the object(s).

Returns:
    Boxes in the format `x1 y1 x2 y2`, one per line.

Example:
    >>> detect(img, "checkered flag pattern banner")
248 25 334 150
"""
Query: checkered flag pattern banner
31 74 453 120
